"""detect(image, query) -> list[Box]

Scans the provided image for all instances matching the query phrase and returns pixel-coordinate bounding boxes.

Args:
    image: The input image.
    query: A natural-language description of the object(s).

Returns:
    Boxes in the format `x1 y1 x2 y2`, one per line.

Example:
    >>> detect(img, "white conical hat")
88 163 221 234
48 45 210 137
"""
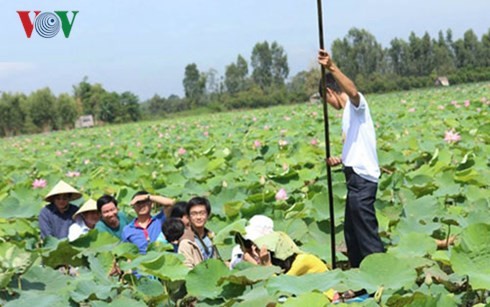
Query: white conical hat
44 180 82 202
73 199 97 219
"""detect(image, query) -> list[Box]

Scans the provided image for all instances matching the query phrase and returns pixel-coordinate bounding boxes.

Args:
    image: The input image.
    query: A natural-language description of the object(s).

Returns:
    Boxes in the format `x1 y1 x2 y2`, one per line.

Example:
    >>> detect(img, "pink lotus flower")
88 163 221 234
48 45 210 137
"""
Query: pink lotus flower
444 130 461 143
253 140 262 149
178 147 186 155
203 131 209 137
310 138 319 146
66 171 80 178
450 100 458 105
253 117 257 122
55 151 62 156
275 188 288 201
464 100 470 107
159 133 164 138
32 179 47 189
437 105 445 110
408 108 416 113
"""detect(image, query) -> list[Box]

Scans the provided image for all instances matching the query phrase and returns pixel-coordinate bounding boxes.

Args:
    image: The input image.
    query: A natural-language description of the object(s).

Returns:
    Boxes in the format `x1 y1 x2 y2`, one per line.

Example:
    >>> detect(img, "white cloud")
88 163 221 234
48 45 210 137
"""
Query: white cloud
0 62 36 77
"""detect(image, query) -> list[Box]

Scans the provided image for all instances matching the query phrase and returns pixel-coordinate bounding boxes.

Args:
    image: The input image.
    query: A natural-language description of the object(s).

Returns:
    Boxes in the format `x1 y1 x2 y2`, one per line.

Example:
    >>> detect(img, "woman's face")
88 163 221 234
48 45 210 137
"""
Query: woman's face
53 194 71 213
82 211 100 229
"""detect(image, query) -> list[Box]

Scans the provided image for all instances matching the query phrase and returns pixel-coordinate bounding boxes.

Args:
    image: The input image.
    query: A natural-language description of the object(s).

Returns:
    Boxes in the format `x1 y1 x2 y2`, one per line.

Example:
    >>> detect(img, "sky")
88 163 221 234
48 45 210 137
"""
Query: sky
0 0 488 101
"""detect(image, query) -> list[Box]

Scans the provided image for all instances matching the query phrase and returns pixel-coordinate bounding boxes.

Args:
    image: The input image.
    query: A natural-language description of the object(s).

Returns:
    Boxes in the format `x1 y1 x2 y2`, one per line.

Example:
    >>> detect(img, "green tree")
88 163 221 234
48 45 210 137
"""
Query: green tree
120 91 140 122
271 42 289 87
56 93 78 129
225 55 249 94
388 38 410 75
432 30 456 75
332 28 384 79
28 88 57 132
148 94 166 115
453 30 481 69
0 93 27 136
480 29 490 67
98 92 120 123
251 41 273 90
183 63 206 107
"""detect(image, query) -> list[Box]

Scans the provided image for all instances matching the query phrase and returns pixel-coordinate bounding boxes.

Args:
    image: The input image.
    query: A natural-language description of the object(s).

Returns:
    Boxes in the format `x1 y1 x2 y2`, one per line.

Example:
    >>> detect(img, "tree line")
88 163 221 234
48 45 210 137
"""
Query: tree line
1 27 489 137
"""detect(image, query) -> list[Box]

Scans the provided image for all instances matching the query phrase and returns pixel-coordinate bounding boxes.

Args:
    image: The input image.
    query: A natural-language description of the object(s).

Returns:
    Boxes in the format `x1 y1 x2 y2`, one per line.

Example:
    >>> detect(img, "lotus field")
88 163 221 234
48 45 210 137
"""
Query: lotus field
0 82 489 306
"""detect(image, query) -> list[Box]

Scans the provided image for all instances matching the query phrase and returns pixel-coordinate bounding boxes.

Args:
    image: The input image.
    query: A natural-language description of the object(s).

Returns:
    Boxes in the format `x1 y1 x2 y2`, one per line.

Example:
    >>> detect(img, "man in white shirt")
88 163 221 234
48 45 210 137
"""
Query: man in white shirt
318 49 384 268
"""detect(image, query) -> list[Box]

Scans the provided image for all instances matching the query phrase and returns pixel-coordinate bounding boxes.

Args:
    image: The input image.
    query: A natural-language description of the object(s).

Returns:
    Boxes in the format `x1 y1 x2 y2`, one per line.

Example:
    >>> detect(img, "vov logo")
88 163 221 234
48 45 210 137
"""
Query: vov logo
17 11 79 38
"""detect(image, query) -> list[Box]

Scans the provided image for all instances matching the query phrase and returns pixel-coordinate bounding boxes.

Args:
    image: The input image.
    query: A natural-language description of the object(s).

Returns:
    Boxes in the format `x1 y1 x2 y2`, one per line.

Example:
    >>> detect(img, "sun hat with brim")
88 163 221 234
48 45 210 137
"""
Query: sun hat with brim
44 180 82 203
73 199 97 219
253 231 302 260
244 215 274 241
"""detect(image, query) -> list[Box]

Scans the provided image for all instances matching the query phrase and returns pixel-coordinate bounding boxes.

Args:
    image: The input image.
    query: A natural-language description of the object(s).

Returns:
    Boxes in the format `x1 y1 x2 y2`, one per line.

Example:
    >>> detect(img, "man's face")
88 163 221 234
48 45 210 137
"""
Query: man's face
133 199 152 217
189 204 208 229
53 194 70 213
100 202 119 227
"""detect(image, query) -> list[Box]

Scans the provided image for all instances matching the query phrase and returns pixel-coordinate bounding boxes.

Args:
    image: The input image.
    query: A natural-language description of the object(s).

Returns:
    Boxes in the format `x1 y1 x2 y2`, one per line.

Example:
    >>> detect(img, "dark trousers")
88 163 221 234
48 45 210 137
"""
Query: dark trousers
343 167 384 268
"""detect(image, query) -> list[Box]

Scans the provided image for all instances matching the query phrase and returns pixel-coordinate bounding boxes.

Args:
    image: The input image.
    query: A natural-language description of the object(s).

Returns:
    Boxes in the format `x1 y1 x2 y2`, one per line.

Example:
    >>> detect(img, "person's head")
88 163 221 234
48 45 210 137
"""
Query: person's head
319 73 345 110
44 180 82 213
73 199 100 229
131 190 152 217
253 231 302 272
97 195 119 228
162 218 185 243
170 201 190 227
187 196 211 230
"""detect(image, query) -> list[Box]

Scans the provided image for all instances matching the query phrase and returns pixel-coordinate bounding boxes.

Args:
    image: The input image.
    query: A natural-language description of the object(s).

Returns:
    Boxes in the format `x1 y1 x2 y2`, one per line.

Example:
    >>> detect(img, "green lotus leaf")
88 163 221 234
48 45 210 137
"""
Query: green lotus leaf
111 242 140 259
91 296 147 307
389 232 437 258
266 270 344 295
4 291 69 307
235 286 276 307
282 291 330 306
353 253 418 293
135 277 166 301
182 157 210 179
70 279 114 302
0 242 37 273
0 271 14 289
213 218 246 246
0 196 42 219
137 252 189 281
450 223 490 290
224 265 281 285
185 259 231 299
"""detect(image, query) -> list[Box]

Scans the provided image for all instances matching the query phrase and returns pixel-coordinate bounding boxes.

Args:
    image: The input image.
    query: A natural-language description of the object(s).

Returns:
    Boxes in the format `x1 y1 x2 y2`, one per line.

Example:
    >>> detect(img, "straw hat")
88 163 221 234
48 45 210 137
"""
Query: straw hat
73 199 97 219
253 231 302 260
44 180 82 203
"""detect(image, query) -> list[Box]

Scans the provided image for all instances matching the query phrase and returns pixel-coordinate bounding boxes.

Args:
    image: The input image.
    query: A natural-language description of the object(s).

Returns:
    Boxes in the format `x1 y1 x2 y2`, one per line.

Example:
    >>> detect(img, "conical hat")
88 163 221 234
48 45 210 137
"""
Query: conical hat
253 231 302 260
44 180 82 202
73 199 97 219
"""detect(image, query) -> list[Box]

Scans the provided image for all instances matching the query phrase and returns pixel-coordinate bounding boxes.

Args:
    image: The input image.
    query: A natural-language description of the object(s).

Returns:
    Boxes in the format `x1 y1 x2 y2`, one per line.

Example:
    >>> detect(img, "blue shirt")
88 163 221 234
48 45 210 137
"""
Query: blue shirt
39 203 79 239
121 210 166 254
194 232 215 260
